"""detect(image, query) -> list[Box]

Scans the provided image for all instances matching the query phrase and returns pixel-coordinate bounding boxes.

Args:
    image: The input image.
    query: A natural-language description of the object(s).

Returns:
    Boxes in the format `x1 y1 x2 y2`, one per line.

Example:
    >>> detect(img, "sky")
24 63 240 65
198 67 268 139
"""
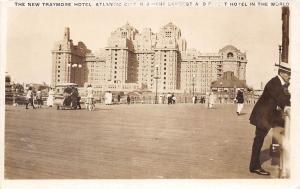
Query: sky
5 7 282 89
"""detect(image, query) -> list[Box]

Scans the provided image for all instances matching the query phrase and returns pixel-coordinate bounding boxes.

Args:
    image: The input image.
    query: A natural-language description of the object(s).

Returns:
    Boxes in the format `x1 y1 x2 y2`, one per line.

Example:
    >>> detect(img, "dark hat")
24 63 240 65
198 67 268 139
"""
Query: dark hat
279 62 291 73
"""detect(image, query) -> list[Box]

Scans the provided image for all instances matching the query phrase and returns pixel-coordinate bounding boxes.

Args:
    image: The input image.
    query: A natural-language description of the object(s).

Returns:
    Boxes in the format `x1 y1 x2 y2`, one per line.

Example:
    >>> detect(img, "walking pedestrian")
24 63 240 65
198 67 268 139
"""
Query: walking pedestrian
117 94 121 104
36 88 43 108
127 95 130 105
208 92 214 109
76 89 81 109
249 62 291 176
104 91 113 105
171 94 176 104
47 88 54 107
235 89 244 115
86 84 94 109
25 87 35 109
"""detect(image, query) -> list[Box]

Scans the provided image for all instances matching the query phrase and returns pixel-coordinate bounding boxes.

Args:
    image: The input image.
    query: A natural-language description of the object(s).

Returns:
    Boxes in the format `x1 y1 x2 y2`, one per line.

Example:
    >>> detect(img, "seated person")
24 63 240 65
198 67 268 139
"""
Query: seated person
63 87 73 106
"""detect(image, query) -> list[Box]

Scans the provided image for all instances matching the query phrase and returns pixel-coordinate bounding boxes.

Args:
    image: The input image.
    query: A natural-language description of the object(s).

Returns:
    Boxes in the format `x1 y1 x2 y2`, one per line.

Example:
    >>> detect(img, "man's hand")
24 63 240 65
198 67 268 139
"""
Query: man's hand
284 106 291 117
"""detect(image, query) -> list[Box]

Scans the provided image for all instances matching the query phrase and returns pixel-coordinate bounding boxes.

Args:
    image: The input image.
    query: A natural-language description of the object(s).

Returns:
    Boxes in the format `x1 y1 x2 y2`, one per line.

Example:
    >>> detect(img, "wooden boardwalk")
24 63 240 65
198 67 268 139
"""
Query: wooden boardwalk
5 104 279 179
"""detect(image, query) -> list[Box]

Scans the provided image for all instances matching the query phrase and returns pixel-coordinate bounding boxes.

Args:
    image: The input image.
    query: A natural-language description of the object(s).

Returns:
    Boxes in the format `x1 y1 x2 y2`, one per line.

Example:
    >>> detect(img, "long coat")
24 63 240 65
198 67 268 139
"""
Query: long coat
249 76 290 130
236 90 244 103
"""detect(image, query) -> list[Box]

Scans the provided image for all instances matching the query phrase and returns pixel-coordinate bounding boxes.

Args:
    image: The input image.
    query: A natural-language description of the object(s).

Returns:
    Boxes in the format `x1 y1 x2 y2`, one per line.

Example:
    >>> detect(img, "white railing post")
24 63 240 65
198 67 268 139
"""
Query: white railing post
280 106 291 178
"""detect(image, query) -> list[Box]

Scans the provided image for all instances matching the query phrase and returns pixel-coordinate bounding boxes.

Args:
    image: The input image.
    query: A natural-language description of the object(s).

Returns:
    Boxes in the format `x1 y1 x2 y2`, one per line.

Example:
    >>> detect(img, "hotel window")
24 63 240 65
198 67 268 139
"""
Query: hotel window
165 31 171 38
227 52 234 58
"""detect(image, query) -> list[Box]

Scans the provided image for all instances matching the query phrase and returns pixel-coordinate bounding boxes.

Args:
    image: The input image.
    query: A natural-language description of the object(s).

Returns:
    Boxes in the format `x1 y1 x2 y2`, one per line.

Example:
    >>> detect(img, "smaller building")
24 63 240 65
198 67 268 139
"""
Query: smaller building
211 71 247 103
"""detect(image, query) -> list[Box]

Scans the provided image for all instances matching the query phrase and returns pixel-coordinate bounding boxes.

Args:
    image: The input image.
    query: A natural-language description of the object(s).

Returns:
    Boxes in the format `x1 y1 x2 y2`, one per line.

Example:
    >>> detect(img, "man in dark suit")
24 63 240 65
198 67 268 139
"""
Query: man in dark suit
249 62 291 176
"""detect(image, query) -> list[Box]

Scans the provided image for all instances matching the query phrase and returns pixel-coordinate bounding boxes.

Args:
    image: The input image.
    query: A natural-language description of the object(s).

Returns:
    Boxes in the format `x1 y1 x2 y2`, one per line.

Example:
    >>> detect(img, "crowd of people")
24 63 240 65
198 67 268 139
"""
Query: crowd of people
18 62 292 178
23 85 248 110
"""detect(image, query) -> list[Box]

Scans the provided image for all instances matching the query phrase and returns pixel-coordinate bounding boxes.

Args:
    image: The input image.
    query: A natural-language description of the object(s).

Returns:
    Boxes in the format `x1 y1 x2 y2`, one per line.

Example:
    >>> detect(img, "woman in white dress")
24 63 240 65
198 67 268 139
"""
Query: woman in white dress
104 91 113 105
85 84 94 110
47 88 55 107
208 92 215 109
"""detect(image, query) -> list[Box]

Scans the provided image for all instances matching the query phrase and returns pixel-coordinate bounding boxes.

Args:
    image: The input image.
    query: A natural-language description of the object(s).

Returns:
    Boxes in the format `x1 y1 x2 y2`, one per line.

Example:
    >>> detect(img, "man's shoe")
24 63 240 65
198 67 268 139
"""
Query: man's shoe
250 168 270 176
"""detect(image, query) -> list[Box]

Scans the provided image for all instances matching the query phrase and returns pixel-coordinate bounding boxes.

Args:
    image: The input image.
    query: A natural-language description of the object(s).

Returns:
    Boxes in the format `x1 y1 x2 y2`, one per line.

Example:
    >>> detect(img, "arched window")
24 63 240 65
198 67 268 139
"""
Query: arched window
227 52 234 58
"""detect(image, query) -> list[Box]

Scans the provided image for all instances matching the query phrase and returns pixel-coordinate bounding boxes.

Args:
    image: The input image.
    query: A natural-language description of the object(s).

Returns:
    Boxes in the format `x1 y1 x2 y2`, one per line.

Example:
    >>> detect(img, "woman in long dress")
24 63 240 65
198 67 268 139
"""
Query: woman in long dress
208 92 215 109
104 91 112 105
47 88 55 107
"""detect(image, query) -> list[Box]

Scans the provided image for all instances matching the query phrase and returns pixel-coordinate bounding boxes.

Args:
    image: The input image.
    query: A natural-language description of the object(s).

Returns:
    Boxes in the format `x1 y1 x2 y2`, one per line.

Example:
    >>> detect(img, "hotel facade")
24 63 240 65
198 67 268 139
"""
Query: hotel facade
52 23 247 94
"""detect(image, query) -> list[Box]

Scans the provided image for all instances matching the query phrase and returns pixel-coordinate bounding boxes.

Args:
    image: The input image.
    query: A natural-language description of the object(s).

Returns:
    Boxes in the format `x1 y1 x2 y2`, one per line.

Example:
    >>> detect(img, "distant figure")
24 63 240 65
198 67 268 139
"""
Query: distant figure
63 87 73 106
200 96 205 104
105 91 113 105
236 89 244 115
36 89 43 108
127 95 130 105
205 92 209 107
192 96 197 104
249 62 291 176
71 87 80 109
76 89 81 109
86 84 93 99
171 94 176 104
167 93 172 105
117 94 121 104
47 88 55 107
208 92 215 109
86 84 94 107
25 87 35 109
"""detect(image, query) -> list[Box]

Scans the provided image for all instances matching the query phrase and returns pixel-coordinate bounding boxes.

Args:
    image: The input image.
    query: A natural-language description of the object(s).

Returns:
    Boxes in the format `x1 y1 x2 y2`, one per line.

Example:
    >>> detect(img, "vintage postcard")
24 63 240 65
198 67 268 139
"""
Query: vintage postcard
1 0 300 188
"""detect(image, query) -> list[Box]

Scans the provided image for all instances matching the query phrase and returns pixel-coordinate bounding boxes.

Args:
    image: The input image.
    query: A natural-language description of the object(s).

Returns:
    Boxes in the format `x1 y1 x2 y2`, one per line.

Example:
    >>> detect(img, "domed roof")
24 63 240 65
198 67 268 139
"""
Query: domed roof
218 45 240 53
163 22 178 29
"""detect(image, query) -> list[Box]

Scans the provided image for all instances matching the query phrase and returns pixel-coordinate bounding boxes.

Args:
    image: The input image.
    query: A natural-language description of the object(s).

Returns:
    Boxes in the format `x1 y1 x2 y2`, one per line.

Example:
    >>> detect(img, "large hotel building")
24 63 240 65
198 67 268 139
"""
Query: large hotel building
52 23 247 94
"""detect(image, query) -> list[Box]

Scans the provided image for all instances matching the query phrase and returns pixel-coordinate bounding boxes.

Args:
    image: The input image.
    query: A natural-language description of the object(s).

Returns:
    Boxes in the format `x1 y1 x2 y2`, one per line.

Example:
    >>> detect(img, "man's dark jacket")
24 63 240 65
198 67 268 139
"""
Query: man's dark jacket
249 76 290 130
236 91 244 103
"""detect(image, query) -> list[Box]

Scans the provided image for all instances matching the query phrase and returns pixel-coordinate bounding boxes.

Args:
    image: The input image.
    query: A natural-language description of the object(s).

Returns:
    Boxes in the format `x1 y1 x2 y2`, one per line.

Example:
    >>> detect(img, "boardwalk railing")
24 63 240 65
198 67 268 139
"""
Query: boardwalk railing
280 106 291 178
